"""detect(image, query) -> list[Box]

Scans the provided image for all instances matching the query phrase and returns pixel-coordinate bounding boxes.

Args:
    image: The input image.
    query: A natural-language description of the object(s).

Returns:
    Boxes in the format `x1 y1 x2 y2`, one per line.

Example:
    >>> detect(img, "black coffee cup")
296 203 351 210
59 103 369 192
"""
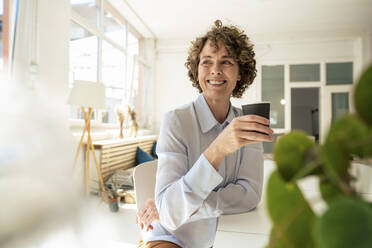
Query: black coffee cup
242 102 270 119
242 102 271 134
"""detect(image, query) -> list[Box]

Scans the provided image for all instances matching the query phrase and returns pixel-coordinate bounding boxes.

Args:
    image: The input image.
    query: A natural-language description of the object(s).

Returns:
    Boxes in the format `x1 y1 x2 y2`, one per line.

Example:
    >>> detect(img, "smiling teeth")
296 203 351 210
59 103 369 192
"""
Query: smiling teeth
209 80 225 85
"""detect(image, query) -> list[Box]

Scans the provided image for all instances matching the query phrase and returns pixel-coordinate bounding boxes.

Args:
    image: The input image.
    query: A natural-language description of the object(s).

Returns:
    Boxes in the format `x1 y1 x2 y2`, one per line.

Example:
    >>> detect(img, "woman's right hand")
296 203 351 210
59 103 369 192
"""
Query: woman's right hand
136 198 159 232
204 114 273 170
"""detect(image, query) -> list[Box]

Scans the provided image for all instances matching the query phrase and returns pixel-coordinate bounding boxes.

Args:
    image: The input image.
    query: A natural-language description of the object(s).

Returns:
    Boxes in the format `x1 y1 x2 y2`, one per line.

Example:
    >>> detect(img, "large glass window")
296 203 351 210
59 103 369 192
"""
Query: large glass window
262 65 285 128
69 21 98 120
326 62 353 85
69 0 147 125
332 92 349 122
101 41 125 123
69 21 98 84
290 64 320 82
128 31 139 56
70 0 100 28
103 8 126 47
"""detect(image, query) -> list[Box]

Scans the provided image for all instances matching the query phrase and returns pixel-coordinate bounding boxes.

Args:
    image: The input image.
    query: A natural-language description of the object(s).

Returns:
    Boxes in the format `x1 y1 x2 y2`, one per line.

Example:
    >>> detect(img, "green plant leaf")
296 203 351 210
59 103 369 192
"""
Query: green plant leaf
360 129 372 159
354 64 372 126
314 197 372 248
267 226 296 248
274 130 316 181
319 179 343 204
321 115 369 186
266 171 316 248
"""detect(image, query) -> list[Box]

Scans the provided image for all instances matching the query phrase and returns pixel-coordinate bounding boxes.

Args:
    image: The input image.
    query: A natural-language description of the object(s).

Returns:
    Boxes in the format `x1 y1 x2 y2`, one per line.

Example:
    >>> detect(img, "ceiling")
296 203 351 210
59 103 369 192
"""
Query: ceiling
124 0 372 41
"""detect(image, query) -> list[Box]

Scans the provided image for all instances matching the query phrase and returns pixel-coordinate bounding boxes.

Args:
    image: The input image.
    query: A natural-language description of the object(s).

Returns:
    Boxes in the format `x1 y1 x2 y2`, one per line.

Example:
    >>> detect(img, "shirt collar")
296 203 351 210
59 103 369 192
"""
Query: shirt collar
194 94 235 133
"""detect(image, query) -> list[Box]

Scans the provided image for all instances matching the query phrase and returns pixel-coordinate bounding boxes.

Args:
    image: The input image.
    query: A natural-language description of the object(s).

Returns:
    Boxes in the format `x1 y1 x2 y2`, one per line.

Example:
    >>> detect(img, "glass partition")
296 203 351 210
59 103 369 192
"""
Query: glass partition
102 40 126 123
326 62 353 85
262 65 285 128
70 0 100 28
332 92 349 122
290 64 320 82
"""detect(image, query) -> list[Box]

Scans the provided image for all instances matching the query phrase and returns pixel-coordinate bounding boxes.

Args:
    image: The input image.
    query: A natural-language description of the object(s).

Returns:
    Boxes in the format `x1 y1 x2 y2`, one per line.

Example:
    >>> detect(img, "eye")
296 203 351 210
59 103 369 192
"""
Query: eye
201 60 212 65
221 60 233 65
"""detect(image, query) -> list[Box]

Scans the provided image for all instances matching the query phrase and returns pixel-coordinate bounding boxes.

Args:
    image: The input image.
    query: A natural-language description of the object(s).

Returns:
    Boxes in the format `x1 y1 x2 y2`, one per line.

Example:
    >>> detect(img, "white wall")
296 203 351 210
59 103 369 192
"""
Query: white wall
154 40 197 131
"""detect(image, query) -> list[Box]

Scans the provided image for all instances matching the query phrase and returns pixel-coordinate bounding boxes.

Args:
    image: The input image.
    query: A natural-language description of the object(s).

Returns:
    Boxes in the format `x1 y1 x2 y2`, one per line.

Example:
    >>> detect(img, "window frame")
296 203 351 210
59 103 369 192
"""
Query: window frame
69 0 151 128
258 59 355 144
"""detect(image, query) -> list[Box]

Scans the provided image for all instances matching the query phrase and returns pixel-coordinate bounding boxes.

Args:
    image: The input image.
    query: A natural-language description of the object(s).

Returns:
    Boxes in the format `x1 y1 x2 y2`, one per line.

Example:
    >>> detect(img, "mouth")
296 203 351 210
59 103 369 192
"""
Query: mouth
207 80 227 85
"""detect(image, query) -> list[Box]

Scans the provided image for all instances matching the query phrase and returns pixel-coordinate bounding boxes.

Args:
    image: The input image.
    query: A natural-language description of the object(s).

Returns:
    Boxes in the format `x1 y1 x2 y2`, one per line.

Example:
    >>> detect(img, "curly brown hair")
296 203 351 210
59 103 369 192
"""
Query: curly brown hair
185 20 257 98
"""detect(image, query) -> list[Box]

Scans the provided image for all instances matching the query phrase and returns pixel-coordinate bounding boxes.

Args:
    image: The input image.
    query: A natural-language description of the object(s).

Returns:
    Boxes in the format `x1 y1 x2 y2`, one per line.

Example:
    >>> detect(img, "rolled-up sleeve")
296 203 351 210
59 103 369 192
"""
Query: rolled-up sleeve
155 111 223 231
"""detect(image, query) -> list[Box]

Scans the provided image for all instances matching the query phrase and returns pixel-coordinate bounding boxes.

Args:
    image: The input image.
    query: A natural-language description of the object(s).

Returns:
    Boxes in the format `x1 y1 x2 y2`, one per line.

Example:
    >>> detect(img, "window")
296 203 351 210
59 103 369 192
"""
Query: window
290 64 320 82
101 40 125 123
69 0 150 126
332 92 349 122
261 61 354 147
103 8 126 47
69 21 98 120
326 62 353 85
261 65 285 129
69 21 98 83
70 0 100 28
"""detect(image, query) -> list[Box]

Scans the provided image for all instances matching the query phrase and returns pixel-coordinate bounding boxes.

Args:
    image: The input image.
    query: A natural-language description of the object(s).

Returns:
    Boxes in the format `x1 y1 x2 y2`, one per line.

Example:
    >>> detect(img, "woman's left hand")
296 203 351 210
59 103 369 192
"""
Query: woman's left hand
136 198 159 232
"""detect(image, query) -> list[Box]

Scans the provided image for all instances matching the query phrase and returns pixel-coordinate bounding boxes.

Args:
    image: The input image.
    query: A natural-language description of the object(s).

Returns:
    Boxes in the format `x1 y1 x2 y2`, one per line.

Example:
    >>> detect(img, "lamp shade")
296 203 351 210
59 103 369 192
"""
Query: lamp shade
68 80 106 109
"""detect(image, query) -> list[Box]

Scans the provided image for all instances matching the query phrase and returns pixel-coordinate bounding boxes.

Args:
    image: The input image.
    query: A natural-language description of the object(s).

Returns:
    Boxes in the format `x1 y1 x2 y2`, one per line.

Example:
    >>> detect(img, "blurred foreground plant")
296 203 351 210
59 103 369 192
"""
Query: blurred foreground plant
266 65 372 248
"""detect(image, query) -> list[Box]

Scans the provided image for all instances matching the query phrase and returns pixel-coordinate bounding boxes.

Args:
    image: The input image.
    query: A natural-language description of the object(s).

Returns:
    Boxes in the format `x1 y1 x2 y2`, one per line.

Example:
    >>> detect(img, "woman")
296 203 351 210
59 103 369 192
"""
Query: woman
137 20 273 248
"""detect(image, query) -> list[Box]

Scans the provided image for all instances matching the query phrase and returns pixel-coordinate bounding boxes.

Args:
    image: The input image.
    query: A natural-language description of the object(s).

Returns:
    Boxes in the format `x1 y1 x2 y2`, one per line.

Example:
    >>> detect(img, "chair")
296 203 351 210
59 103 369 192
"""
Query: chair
133 160 158 210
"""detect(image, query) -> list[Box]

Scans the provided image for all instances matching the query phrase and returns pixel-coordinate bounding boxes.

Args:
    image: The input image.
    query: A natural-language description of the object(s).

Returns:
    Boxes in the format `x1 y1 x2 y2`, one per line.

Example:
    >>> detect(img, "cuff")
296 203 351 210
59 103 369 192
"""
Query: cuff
184 154 223 200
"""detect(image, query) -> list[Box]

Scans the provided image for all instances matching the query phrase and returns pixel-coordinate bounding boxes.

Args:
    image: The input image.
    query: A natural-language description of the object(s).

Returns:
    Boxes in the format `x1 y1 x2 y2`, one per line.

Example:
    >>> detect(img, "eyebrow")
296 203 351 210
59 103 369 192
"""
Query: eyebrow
200 55 233 59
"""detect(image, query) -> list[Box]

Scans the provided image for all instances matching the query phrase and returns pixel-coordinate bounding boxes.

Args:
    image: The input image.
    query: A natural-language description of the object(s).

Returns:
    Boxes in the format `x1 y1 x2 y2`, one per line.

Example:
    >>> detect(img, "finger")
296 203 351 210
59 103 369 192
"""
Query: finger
239 122 273 135
146 224 154 232
239 131 274 142
142 208 151 221
240 115 270 125
137 208 146 218
143 212 159 230
139 207 151 220
142 209 155 227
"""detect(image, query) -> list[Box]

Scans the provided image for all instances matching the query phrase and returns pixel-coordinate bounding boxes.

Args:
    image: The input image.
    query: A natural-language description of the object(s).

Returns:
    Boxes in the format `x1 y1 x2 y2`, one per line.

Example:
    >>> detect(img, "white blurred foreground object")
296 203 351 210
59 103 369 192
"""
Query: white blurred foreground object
0 83 134 247
0 82 81 246
68 80 107 196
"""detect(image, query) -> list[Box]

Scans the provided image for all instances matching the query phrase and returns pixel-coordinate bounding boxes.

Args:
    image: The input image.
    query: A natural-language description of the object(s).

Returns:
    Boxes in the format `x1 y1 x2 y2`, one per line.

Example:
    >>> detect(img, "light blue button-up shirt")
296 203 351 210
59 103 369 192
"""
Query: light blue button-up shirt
143 94 264 248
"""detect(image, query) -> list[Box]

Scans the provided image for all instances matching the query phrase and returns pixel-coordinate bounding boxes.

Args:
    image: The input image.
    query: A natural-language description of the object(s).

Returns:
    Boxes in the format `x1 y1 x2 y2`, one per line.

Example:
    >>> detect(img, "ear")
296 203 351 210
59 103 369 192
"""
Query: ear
237 74 241 81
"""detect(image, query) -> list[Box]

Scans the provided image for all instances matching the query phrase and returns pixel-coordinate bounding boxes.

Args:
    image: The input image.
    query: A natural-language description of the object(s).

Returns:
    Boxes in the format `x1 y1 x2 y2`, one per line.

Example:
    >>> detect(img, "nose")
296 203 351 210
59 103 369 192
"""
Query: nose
211 63 222 75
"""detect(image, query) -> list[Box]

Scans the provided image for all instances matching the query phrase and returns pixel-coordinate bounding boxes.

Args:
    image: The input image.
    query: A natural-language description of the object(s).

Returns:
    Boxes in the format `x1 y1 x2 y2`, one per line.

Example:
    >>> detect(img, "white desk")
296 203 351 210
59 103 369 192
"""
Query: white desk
215 203 271 248
214 160 276 248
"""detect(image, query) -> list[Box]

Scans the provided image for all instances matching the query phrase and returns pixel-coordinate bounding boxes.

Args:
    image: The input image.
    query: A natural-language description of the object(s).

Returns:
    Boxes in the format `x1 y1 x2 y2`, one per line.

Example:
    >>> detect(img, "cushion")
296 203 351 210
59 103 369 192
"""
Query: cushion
105 167 135 191
136 146 154 165
151 141 158 159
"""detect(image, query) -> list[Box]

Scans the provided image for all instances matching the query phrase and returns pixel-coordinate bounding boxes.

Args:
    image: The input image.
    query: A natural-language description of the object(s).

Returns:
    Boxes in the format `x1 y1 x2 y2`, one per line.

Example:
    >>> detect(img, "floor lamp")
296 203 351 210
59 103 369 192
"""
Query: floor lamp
68 80 106 196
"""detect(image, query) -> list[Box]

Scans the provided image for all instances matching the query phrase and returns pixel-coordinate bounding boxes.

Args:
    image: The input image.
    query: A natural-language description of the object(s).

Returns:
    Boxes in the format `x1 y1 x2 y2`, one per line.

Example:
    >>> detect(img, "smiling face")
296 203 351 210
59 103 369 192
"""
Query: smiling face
198 40 241 104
